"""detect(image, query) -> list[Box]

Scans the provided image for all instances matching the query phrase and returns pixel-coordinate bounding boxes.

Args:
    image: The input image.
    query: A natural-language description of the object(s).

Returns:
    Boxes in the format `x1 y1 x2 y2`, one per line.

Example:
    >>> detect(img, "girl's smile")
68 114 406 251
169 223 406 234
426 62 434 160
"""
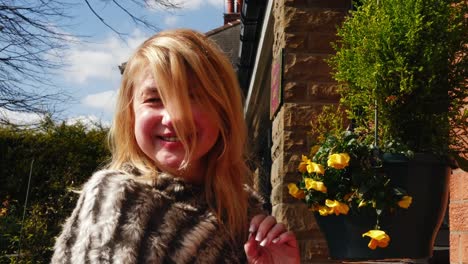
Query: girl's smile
156 134 183 149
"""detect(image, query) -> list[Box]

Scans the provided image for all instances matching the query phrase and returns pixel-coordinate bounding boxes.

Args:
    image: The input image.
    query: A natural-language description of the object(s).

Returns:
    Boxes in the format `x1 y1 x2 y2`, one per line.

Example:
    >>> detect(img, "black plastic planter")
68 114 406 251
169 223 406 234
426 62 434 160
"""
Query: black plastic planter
315 153 450 260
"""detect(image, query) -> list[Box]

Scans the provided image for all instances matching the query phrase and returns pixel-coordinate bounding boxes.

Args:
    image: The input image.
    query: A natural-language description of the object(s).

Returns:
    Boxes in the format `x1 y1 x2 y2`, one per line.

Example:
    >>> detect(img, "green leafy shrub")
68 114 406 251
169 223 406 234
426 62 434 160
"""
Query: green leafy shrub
328 0 467 165
0 119 110 263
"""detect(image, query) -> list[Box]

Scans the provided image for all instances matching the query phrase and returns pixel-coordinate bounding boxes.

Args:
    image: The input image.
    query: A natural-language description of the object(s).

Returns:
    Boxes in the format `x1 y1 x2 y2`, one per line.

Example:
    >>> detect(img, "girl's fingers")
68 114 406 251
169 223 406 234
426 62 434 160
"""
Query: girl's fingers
248 214 267 233
254 215 277 243
248 214 297 247
244 235 260 260
259 222 287 247
271 231 298 247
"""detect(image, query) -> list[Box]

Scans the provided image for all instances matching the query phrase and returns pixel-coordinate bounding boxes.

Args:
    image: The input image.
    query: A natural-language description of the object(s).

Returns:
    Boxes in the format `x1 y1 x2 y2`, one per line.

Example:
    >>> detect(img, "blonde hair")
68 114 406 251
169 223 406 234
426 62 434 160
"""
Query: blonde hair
108 29 249 241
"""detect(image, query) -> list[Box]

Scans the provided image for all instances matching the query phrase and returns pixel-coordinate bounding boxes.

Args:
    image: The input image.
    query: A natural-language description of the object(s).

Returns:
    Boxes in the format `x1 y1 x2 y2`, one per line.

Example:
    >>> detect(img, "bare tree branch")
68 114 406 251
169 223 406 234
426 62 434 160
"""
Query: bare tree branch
84 0 126 36
0 0 179 125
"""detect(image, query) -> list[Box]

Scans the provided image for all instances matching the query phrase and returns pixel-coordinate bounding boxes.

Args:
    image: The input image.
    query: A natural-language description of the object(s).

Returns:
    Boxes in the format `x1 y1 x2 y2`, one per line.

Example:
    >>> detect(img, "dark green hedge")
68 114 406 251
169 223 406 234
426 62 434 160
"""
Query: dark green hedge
0 119 110 263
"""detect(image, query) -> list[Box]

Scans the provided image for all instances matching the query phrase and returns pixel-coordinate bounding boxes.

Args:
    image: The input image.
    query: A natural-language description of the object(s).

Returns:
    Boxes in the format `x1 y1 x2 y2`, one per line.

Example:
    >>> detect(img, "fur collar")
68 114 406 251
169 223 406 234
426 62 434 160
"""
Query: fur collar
51 169 266 263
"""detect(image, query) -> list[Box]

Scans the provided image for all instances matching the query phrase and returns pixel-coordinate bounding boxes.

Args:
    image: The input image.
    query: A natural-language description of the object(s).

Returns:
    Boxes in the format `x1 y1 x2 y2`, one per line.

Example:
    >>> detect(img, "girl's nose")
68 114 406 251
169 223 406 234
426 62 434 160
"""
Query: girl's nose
161 109 173 127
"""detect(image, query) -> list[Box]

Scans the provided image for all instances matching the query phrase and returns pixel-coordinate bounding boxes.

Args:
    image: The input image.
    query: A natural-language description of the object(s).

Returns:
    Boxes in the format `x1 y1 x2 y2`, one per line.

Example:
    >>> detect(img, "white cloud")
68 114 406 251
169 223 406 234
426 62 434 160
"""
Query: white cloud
164 16 180 27
0 109 42 125
62 29 149 84
66 115 111 128
0 108 111 129
207 0 225 8
0 108 44 125
81 90 117 113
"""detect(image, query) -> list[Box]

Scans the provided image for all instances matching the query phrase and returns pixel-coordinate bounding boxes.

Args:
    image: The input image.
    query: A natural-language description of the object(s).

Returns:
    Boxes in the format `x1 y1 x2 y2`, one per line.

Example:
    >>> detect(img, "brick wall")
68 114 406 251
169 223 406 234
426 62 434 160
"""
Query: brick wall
450 168 468 264
270 0 350 263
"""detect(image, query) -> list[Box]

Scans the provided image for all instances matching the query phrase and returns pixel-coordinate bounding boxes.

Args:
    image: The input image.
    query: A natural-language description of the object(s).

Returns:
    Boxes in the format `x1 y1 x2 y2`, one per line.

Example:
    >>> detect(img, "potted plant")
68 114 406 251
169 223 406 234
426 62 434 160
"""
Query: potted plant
288 0 467 260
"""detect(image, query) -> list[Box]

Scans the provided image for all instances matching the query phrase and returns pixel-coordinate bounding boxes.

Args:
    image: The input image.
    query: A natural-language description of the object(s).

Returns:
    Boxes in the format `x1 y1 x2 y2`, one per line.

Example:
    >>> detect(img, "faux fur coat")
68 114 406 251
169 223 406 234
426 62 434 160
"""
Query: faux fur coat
51 168 267 264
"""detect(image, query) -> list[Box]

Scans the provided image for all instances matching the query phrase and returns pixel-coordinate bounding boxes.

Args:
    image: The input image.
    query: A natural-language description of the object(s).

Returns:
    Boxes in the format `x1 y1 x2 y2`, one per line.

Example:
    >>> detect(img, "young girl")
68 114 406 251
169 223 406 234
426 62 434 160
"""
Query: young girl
52 29 299 263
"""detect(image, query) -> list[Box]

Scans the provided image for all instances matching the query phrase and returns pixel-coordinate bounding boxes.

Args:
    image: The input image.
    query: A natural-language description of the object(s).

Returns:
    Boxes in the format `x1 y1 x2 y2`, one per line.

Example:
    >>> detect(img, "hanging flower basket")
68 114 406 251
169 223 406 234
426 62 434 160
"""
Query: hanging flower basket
314 153 449 260
288 130 450 260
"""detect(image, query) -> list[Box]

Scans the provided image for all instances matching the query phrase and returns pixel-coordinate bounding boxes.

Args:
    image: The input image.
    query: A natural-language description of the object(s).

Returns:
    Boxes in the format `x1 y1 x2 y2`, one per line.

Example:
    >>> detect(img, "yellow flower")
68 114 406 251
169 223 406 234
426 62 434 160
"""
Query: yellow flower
288 183 305 199
306 161 325 175
298 155 309 173
327 153 350 169
358 200 368 208
398 196 412 209
310 145 320 157
304 178 314 190
318 205 332 216
304 178 327 193
325 199 349 215
314 181 327 193
0 208 7 217
343 192 354 202
362 230 390 250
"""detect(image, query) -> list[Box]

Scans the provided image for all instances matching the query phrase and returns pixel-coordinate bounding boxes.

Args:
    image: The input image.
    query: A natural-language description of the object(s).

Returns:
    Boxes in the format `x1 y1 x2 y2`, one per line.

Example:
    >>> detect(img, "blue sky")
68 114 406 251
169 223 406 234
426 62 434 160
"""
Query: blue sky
5 0 226 126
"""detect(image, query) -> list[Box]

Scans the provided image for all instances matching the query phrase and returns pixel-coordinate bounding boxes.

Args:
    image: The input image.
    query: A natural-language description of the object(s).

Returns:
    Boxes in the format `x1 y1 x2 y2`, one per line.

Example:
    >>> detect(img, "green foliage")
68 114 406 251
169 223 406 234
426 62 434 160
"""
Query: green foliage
312 131 411 213
290 130 413 247
328 0 468 163
0 120 110 263
313 105 347 143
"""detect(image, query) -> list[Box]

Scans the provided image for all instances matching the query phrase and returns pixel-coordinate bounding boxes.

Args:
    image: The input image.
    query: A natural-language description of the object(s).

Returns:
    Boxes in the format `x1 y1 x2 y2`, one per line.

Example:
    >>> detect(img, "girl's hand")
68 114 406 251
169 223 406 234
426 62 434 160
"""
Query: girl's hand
244 214 300 264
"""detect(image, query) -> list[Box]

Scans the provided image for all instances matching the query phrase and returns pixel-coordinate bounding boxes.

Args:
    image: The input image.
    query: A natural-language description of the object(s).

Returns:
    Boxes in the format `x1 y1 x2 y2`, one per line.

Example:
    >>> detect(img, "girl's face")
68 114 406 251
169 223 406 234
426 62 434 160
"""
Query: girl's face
132 70 220 183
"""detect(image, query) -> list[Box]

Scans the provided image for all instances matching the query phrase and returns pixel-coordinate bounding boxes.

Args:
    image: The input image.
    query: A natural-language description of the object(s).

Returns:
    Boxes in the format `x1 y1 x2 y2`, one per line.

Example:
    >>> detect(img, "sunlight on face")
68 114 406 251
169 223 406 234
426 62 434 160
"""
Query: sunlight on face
132 69 219 183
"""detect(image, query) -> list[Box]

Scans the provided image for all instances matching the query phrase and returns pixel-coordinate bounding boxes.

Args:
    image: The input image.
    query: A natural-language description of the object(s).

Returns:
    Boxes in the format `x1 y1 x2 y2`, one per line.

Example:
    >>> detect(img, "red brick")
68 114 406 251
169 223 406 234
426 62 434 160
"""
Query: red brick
451 233 461 263
283 82 308 102
285 31 339 54
282 103 320 129
284 0 307 7
272 203 320 233
307 82 340 102
284 53 333 82
450 202 468 231
283 81 340 103
297 237 335 262
270 181 299 204
284 8 347 33
307 31 339 53
305 0 350 9
283 130 311 155
462 233 468 263
285 32 307 50
285 0 350 9
451 169 468 201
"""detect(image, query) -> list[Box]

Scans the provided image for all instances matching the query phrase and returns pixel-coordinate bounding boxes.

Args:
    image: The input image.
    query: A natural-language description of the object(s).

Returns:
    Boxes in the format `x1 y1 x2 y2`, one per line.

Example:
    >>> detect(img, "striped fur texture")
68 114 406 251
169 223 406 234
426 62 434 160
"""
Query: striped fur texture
51 169 266 263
